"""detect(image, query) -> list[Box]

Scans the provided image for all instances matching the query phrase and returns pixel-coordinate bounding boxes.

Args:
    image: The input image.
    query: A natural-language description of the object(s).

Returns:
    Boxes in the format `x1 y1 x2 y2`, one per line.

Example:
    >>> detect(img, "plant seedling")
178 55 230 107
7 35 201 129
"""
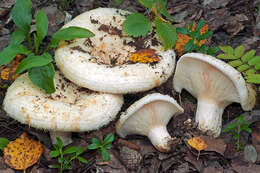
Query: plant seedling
123 0 177 50
0 137 9 151
222 115 252 151
0 0 94 94
87 133 114 162
176 19 219 55
217 45 260 91
50 138 88 173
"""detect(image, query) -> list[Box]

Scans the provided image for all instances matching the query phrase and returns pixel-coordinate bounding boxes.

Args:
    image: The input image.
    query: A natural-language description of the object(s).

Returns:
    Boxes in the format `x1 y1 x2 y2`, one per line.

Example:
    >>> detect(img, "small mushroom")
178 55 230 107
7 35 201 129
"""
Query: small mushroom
116 93 184 152
55 8 176 94
3 72 123 145
173 53 256 137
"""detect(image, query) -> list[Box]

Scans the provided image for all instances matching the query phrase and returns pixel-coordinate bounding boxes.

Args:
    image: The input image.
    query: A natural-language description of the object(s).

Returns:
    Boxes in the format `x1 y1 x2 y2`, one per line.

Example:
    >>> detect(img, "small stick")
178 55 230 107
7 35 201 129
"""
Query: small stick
117 139 140 151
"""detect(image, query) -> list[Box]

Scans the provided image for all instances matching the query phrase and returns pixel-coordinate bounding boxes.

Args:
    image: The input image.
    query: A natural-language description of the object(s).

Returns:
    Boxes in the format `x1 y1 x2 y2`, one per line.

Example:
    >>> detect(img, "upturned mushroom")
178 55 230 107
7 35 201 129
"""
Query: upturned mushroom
173 53 256 137
55 8 176 94
116 93 184 152
3 72 123 145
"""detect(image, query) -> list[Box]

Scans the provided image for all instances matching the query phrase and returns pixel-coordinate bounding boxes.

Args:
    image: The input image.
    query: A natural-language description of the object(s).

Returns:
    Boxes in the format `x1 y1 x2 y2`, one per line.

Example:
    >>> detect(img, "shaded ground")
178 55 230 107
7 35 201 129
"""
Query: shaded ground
0 0 260 172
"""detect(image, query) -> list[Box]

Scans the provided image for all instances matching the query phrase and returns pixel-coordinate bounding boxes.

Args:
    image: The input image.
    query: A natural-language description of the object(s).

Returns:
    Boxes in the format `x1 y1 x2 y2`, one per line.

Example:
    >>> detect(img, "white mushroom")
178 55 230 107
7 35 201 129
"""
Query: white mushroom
173 53 256 137
3 72 123 145
55 8 176 94
116 93 184 152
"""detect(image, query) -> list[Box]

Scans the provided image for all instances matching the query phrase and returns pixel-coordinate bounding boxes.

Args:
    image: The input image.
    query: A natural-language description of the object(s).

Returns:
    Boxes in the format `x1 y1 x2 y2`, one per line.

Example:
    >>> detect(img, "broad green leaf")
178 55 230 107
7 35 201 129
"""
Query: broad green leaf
199 31 213 41
237 64 250 72
216 53 237 60
155 0 175 21
15 53 53 74
195 19 205 32
200 45 209 53
101 148 110 161
87 143 100 150
228 60 243 67
122 13 152 37
246 74 260 84
50 26 95 47
245 69 256 75
234 45 245 58
184 40 194 52
219 46 234 55
50 150 60 157
36 11 48 42
56 137 63 149
11 0 32 34
248 56 260 66
207 47 219 55
241 50 256 63
104 144 112 150
10 29 26 45
138 0 153 8
154 17 177 50
0 137 9 150
28 63 55 94
63 146 78 154
92 138 101 145
75 147 84 155
0 45 30 66
33 33 40 53
255 63 260 70
77 156 88 163
103 133 114 145
176 27 189 35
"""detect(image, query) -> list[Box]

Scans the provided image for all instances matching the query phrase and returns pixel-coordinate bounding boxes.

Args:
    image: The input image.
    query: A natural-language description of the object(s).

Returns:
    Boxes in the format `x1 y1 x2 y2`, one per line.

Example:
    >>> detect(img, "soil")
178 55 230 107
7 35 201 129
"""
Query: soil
0 0 260 172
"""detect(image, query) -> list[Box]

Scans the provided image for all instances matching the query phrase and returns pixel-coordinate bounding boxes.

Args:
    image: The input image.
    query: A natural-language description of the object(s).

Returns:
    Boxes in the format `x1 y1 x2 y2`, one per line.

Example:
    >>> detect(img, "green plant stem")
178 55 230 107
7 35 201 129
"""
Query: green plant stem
27 33 33 51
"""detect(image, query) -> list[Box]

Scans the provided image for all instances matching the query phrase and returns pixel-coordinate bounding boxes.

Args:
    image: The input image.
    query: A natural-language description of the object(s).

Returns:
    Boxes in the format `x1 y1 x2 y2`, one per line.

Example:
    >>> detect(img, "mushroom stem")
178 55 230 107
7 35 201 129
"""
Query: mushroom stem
195 100 224 137
49 131 72 146
148 126 173 152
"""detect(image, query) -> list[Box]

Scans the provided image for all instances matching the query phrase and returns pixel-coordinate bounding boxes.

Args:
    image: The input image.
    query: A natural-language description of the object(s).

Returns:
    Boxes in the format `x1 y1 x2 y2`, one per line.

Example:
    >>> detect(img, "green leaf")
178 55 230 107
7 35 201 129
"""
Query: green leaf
237 115 244 125
248 56 260 66
101 148 110 162
228 60 243 67
255 64 260 70
237 64 250 72
50 150 60 157
50 26 95 47
154 17 177 50
245 69 256 75
0 45 30 66
28 63 55 94
122 13 152 37
92 138 101 145
15 53 53 74
233 133 239 140
199 31 213 41
241 50 256 63
207 47 219 55
234 45 245 58
87 143 100 150
184 39 194 52
219 46 234 55
155 0 175 22
11 0 32 34
10 29 26 45
103 133 114 145
50 164 61 169
56 137 63 149
246 74 260 84
0 137 9 150
222 123 237 133
104 144 112 150
75 147 84 155
114 0 123 6
77 156 88 163
195 19 205 32
36 10 48 42
63 146 78 154
176 27 189 35
216 53 238 60
138 0 153 8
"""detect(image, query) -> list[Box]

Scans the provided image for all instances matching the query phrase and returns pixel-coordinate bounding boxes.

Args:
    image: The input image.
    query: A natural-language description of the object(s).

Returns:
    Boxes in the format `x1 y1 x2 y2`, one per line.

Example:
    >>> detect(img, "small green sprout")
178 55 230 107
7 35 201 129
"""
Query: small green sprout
222 115 252 151
50 138 88 173
87 133 114 162
0 137 9 151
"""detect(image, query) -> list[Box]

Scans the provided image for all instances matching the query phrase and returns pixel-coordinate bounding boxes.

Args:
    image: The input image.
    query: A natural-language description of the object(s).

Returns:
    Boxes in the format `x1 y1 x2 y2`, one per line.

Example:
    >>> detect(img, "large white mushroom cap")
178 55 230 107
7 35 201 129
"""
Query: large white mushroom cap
3 72 123 144
116 93 184 152
173 53 256 137
55 8 176 94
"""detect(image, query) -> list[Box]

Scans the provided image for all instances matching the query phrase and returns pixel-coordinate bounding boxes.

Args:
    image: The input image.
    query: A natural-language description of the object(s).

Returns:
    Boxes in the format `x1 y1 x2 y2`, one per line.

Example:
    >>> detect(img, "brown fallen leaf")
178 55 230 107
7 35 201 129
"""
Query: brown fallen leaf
188 137 208 160
231 159 260 173
4 133 43 171
200 135 226 155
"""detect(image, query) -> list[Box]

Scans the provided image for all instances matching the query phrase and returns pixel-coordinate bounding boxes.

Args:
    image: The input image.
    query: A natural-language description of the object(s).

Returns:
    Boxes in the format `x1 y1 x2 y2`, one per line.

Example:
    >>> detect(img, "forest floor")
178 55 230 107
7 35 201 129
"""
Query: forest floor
0 0 260 172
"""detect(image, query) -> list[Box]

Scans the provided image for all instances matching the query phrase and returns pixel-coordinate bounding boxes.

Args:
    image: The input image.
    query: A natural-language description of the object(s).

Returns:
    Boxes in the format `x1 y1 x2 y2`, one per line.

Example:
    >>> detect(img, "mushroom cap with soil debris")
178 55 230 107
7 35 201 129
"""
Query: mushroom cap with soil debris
116 93 184 152
173 53 256 137
55 8 176 94
2 72 123 145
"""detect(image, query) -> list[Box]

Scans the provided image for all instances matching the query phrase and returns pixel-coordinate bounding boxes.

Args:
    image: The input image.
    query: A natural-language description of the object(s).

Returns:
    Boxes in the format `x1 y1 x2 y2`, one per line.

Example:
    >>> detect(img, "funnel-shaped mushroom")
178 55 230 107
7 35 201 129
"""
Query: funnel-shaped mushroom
116 93 184 152
173 53 256 137
3 72 123 145
55 8 175 94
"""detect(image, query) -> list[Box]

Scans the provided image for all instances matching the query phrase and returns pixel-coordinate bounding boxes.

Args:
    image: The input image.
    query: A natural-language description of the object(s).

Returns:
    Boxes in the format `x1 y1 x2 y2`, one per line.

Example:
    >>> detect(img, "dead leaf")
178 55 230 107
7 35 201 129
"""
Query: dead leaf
129 49 160 63
4 133 43 170
188 137 208 152
0 55 22 81
231 159 260 173
200 136 226 155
